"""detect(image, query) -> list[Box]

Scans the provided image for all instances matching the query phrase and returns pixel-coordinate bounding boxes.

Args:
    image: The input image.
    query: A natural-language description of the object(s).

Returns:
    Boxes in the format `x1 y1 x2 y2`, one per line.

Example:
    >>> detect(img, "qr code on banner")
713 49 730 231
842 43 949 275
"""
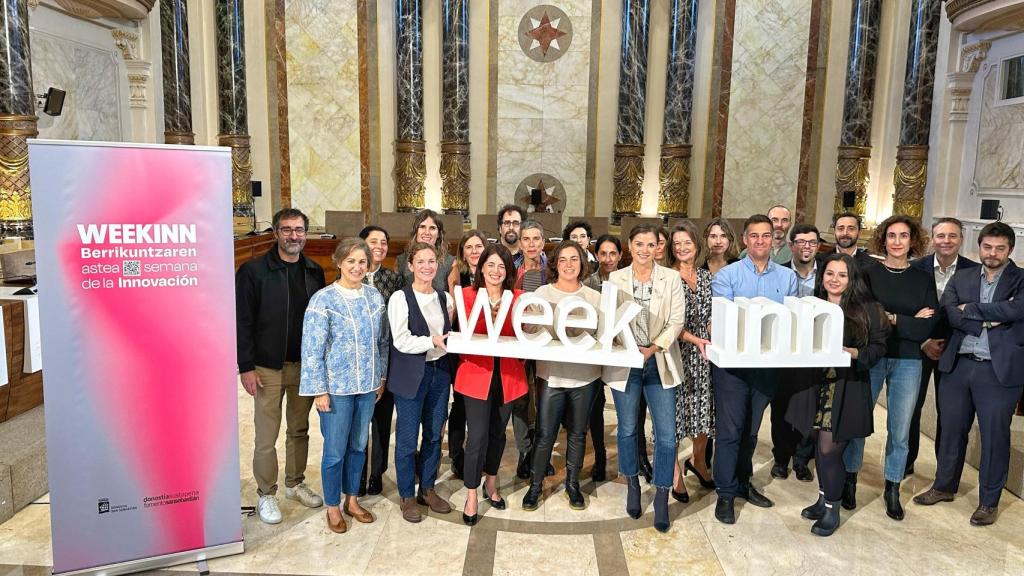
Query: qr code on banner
123 260 141 277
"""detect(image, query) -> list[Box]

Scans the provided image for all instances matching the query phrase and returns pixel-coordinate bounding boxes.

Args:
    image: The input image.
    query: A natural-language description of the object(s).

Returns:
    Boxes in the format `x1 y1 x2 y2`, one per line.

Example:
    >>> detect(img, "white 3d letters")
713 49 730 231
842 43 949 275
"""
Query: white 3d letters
707 296 850 368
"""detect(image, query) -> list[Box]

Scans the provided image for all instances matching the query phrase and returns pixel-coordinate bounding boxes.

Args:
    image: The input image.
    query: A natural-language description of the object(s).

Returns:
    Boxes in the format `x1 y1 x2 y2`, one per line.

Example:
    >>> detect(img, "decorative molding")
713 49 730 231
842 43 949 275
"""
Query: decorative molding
54 0 153 20
394 139 426 212
612 143 644 224
947 71 976 123
960 41 991 73
658 143 691 218
112 29 140 61
126 68 149 109
834 145 871 219
946 0 992 21
440 141 470 217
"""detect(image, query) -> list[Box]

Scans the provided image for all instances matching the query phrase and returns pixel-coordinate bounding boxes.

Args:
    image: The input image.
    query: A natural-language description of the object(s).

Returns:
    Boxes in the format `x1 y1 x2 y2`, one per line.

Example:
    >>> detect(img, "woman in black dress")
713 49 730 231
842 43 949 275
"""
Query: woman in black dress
786 253 888 536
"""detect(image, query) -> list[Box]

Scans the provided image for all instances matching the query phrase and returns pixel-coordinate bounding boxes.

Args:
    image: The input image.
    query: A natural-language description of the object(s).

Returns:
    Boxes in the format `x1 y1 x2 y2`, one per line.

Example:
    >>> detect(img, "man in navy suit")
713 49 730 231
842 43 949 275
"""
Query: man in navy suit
913 222 1024 526
906 218 978 476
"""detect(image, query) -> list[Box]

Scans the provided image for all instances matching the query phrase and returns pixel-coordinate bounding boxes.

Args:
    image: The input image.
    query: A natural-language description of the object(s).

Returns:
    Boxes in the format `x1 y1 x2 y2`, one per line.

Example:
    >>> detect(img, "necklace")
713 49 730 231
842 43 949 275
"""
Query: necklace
882 261 910 274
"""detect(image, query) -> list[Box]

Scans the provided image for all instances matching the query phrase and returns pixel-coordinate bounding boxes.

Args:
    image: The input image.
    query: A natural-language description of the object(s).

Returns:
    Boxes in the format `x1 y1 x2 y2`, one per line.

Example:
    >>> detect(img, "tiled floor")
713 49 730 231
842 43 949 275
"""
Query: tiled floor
1 385 1023 576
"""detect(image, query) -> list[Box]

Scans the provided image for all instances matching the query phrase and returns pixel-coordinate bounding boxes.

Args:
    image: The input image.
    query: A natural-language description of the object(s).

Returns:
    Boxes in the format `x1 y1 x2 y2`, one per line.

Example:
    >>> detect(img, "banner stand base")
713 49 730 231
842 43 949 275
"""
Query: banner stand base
55 541 244 576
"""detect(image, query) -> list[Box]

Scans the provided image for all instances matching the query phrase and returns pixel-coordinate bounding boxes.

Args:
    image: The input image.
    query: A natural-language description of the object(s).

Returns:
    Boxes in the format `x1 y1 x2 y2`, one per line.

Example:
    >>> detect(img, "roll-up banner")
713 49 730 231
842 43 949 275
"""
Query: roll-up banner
28 140 244 575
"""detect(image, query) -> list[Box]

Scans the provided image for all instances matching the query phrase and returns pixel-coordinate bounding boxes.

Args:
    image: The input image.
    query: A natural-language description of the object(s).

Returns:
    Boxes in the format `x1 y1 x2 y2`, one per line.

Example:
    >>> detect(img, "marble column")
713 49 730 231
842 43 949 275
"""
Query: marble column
160 0 194 145
215 0 253 234
394 0 425 212
0 0 37 238
440 0 469 219
892 0 942 219
833 0 881 219
612 0 650 224
658 0 698 218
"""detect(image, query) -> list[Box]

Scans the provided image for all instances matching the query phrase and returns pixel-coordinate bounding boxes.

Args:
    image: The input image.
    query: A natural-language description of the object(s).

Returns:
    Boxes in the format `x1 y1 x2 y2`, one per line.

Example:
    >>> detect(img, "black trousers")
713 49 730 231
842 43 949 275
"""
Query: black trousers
463 363 514 490
588 383 607 464
907 355 941 471
770 370 813 468
362 387 395 483
448 390 467 473
934 356 1022 507
531 379 600 480
712 366 775 498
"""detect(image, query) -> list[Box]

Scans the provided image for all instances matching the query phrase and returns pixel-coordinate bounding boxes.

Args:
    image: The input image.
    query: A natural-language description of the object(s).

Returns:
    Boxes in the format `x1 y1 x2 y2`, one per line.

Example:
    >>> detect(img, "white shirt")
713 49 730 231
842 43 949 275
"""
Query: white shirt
933 255 959 300
388 289 453 361
533 283 603 388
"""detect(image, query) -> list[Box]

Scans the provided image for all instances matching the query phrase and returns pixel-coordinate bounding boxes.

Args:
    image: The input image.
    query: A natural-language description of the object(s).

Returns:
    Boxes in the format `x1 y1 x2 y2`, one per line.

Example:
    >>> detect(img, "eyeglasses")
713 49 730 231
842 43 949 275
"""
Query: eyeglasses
278 227 306 236
792 239 819 247
501 220 522 228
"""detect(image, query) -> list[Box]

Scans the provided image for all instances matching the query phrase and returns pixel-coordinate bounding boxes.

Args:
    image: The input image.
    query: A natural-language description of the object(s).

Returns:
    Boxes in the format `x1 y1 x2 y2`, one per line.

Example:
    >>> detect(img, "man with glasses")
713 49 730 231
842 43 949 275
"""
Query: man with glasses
236 208 326 524
771 224 821 483
497 204 527 269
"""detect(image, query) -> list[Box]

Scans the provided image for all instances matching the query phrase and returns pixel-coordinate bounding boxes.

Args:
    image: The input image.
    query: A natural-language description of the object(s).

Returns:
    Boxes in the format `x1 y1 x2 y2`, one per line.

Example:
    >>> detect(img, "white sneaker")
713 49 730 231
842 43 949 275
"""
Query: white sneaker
257 495 283 524
285 483 324 508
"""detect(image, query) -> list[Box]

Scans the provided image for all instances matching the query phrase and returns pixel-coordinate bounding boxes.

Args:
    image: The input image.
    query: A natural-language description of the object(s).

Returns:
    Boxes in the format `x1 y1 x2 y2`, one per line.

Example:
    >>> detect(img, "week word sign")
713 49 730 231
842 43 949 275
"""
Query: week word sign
446 284 645 368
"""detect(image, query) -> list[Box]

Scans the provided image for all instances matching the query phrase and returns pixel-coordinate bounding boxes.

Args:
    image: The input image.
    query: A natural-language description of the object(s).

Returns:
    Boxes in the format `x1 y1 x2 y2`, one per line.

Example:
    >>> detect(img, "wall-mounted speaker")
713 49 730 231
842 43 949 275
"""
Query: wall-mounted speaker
842 191 856 209
980 199 1002 221
251 180 262 198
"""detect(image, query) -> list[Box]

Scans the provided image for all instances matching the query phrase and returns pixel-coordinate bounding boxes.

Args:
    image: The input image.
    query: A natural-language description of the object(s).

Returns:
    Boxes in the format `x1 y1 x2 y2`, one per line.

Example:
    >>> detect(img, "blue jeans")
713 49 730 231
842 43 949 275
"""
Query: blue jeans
394 361 451 498
318 391 376 506
611 356 678 488
843 357 921 482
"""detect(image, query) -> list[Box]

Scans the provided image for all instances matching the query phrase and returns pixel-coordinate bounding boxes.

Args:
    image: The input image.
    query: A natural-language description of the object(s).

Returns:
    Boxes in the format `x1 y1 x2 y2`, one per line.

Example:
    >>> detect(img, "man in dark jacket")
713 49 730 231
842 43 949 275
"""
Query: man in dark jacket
906 217 978 476
913 222 1024 526
236 208 326 524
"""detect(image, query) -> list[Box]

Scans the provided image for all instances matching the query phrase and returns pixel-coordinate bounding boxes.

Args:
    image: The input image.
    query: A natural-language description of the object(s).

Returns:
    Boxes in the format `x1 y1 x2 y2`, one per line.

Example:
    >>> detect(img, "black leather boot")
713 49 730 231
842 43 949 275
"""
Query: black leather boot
591 450 607 482
811 500 841 536
802 491 825 520
626 475 642 519
564 469 585 510
884 480 904 521
521 482 543 511
841 472 858 510
653 487 670 533
638 452 653 484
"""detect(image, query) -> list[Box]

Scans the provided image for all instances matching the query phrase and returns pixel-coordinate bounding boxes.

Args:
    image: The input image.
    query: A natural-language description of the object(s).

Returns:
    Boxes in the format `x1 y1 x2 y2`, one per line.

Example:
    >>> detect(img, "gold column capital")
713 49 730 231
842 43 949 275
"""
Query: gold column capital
892 145 928 219
658 143 691 218
0 114 39 236
219 133 254 235
612 142 644 224
395 139 427 212
440 140 470 218
833 145 872 220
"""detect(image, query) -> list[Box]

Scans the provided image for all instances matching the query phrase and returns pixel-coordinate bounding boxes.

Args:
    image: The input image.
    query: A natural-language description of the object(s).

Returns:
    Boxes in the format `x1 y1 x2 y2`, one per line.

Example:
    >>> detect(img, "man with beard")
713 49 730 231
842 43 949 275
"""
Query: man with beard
497 204 526 269
905 218 977 476
740 205 792 264
771 224 820 482
236 208 326 524
914 222 1024 526
832 212 876 270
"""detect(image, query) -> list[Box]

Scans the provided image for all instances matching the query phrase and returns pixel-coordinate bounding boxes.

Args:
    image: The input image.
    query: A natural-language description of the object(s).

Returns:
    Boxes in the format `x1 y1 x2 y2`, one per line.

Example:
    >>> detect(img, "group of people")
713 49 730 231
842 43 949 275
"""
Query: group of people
235 203 1023 537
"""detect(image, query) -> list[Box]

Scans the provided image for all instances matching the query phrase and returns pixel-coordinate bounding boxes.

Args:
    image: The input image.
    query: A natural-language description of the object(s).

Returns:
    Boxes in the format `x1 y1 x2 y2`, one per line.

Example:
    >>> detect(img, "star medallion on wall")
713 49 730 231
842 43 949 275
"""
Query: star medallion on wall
519 177 562 212
517 5 573 63
525 11 566 56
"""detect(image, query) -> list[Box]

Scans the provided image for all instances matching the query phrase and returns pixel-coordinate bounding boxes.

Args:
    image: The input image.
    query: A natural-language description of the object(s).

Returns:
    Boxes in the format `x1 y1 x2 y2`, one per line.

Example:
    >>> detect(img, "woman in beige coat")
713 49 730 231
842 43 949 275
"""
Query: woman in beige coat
603 223 685 533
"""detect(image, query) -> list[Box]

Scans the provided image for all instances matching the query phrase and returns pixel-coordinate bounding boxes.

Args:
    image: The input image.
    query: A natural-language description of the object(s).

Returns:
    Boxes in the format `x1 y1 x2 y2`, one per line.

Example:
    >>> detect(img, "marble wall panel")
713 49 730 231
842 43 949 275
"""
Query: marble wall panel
286 0 363 224
495 0 592 217
31 33 122 141
721 0 811 217
975 71 1024 191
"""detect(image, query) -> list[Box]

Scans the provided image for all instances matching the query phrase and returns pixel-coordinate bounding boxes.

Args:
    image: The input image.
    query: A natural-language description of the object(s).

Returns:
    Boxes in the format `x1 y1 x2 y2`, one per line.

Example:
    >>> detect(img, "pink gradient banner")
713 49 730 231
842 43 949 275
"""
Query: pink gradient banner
29 141 243 575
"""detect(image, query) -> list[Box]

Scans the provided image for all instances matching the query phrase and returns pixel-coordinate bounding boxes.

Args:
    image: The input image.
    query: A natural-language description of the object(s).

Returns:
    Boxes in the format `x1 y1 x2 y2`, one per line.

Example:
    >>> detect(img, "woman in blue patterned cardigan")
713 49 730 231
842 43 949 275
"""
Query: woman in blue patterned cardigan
300 238 388 534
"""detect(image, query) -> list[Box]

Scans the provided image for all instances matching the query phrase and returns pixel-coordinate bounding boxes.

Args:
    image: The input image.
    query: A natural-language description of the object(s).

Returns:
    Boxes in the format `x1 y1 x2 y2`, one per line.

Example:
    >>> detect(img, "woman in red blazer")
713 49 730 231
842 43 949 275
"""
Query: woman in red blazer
455 244 527 525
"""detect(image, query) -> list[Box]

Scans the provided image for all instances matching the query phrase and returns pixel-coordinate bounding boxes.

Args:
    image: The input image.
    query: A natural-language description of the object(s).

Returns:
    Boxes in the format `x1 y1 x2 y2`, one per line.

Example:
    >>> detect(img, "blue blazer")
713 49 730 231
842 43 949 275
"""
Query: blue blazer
938 260 1024 387
912 254 978 340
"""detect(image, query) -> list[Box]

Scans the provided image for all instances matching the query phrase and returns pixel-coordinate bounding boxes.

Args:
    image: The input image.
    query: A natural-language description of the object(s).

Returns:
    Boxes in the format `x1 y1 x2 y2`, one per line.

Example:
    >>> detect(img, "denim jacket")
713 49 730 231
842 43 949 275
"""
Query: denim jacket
300 283 388 396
